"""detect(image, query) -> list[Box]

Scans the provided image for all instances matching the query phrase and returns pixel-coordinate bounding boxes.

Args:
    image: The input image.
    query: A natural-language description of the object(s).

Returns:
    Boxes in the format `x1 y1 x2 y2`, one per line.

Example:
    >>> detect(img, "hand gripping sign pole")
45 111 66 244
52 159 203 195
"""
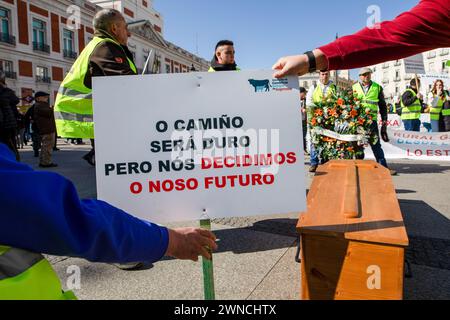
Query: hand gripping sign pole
200 209 215 300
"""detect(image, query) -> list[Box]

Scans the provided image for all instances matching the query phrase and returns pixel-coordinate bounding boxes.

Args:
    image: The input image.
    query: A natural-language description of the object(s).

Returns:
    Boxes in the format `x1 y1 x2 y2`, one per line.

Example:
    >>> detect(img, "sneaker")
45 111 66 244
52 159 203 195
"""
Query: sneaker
389 169 398 176
309 165 318 173
39 163 58 168
53 147 60 151
112 262 145 271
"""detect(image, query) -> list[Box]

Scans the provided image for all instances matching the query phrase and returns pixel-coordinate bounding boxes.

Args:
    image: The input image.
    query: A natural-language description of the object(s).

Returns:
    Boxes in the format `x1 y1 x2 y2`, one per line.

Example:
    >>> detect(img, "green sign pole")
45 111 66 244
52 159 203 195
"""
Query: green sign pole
200 210 215 300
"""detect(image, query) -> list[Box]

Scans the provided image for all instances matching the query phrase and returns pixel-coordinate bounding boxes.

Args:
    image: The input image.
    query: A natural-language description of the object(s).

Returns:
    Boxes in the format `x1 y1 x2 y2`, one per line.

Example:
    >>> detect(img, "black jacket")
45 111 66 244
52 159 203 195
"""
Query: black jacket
83 30 137 89
34 101 56 135
0 85 20 131
24 105 38 133
398 87 425 116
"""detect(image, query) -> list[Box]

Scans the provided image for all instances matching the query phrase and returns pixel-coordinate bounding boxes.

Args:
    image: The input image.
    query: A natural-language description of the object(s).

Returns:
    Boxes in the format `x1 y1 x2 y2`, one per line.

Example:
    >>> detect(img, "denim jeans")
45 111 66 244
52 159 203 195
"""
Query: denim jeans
370 135 388 169
365 122 388 168
403 119 421 132
430 120 440 133
310 143 319 166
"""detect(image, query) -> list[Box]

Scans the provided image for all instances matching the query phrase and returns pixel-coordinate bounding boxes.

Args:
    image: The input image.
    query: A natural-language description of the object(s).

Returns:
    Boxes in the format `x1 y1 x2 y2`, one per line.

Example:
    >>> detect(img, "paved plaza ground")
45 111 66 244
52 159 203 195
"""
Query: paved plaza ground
18 140 450 300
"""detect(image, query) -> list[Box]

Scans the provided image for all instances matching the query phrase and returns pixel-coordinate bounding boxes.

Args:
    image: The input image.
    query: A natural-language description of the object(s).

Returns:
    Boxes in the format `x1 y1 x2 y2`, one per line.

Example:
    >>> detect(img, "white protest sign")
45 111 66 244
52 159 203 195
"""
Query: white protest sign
93 71 306 224
419 74 450 97
404 54 425 75
365 127 450 161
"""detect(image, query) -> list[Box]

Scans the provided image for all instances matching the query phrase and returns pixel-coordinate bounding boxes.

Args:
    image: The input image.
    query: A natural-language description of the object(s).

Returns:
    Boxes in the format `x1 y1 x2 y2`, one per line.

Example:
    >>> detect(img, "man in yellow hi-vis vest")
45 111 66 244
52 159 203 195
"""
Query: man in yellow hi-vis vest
54 9 137 167
208 40 241 72
400 79 424 132
353 68 396 176
305 70 336 173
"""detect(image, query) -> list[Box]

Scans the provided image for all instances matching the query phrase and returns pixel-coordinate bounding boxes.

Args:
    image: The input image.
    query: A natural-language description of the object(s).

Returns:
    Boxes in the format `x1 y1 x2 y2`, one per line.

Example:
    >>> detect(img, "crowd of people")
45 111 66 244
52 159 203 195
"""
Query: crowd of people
388 79 450 133
0 76 59 168
299 72 450 173
299 67 395 174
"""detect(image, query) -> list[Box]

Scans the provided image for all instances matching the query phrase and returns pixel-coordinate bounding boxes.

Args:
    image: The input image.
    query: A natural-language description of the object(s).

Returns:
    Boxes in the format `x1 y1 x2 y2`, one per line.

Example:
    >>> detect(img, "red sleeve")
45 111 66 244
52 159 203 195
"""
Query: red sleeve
318 0 450 70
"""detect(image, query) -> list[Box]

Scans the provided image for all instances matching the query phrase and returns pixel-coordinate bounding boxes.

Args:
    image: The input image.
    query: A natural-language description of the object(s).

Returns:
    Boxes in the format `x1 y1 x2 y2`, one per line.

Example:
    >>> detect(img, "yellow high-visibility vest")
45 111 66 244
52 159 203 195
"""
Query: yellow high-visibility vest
352 82 382 118
54 36 137 139
401 89 422 121
0 245 76 300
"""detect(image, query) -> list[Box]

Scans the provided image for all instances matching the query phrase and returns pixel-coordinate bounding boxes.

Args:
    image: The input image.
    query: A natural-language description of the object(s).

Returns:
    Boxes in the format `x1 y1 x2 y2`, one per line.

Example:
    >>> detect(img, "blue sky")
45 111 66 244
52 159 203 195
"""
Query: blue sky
154 0 419 77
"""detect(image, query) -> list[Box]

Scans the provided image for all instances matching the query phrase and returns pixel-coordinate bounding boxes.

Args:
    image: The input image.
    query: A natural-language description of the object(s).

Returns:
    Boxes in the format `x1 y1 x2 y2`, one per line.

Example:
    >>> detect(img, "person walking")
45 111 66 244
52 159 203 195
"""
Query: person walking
305 70 337 172
0 70 20 161
54 9 137 167
33 92 58 168
24 101 41 158
400 79 424 132
352 68 396 175
16 110 26 149
429 79 448 132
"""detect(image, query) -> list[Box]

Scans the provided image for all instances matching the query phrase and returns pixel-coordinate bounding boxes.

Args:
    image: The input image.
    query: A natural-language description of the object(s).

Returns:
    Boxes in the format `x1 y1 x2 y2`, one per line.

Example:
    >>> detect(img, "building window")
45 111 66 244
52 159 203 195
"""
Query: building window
0 7 14 45
63 29 77 59
0 59 15 79
165 64 171 74
0 8 9 33
36 66 51 83
0 7 10 35
33 19 50 53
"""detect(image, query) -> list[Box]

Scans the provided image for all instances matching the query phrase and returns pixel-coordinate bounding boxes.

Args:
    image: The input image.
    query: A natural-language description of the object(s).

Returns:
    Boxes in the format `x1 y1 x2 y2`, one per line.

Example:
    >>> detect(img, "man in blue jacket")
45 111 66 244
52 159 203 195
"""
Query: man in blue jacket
0 142 217 299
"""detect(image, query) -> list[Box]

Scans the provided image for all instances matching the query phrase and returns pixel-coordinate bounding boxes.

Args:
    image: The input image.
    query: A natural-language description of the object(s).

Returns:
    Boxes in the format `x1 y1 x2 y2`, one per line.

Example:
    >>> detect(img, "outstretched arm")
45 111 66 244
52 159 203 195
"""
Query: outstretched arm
274 0 450 77
0 144 216 263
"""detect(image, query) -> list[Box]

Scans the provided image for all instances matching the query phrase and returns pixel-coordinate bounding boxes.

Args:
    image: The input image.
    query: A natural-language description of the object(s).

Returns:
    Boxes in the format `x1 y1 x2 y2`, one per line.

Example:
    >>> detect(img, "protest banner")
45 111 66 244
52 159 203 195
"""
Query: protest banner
366 128 450 161
379 114 431 132
93 71 306 223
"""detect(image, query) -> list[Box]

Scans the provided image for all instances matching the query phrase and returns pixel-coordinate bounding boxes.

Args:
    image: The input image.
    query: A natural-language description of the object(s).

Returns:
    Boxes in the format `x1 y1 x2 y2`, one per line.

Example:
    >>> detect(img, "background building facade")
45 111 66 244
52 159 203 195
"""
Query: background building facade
369 48 450 103
0 0 209 108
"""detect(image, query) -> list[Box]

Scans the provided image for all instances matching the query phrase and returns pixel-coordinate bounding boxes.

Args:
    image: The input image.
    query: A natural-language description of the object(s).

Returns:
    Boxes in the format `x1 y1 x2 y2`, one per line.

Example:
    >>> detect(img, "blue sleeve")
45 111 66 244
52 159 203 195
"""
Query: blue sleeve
0 143 169 264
